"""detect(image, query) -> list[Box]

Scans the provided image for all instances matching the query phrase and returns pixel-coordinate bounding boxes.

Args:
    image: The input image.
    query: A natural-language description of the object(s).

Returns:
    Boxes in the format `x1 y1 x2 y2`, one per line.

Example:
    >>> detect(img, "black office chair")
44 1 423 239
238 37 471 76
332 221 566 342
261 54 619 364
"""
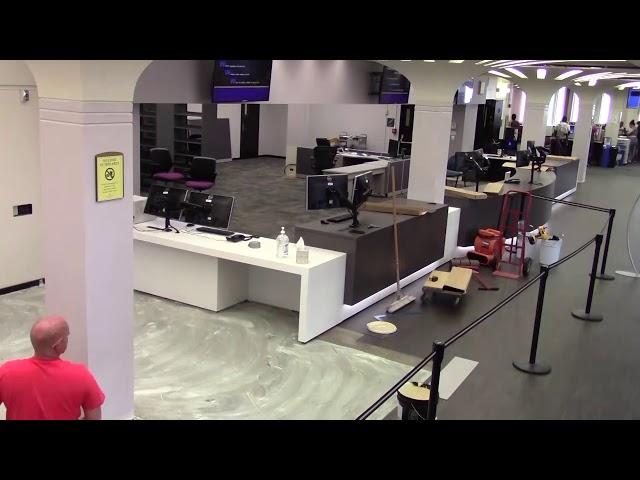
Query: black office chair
463 151 490 192
185 156 217 192
311 146 338 174
446 155 464 187
150 147 185 184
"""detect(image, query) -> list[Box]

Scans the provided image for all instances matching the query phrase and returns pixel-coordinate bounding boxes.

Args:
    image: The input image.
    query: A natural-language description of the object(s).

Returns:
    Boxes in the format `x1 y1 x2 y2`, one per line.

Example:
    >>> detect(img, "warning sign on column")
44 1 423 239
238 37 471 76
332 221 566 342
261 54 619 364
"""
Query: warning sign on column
95 152 124 202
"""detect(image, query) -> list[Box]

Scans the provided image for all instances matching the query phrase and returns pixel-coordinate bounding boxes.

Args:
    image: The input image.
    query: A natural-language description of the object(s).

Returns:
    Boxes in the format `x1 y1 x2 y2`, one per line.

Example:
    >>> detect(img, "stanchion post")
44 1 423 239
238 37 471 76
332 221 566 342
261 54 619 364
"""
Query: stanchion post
513 266 552 375
426 341 445 420
596 209 616 280
572 234 604 322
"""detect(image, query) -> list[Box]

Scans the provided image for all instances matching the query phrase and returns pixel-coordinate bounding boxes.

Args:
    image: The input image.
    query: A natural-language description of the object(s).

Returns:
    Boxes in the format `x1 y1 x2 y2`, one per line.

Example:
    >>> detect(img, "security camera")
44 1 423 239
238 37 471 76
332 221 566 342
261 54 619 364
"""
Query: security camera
20 89 30 102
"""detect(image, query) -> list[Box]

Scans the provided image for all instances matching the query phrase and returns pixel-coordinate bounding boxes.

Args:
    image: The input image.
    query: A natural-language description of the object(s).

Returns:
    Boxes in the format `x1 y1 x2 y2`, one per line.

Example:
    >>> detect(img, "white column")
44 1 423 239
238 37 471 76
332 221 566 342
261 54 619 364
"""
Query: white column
606 92 626 147
407 102 453 204
573 95 597 183
39 98 134 420
520 101 548 147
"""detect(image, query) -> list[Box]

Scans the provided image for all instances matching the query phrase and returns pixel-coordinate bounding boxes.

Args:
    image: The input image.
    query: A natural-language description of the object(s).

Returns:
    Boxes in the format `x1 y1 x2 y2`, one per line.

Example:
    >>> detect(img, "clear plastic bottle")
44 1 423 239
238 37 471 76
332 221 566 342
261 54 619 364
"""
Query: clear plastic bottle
276 226 289 258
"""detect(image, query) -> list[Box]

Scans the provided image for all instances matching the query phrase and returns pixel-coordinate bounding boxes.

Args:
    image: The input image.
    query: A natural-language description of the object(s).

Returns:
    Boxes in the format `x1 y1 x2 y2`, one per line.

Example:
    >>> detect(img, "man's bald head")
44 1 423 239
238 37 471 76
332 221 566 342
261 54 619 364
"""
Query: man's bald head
30 316 70 358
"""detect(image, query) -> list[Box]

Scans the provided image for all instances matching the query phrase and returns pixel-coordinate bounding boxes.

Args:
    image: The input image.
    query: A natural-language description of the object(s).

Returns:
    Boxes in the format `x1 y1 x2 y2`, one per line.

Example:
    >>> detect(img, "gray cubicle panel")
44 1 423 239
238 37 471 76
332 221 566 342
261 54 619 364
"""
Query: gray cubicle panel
296 147 315 176
295 204 448 305
202 118 232 161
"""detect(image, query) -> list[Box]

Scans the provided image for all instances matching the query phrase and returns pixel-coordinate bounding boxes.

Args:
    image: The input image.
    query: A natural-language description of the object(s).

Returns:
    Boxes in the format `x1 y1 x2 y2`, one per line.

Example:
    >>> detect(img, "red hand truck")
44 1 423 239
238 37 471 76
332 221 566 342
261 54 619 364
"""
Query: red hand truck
493 190 533 279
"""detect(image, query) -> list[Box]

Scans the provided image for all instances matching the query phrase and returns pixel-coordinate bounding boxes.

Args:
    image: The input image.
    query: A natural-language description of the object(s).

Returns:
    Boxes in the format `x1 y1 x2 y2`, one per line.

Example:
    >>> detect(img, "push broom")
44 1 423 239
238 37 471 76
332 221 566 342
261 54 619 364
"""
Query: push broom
367 165 416 335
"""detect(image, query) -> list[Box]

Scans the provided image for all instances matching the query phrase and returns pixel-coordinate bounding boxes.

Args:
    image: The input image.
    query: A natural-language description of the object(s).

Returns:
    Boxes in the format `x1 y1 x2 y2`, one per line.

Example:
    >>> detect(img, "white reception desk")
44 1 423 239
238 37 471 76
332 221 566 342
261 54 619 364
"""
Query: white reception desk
133 220 347 343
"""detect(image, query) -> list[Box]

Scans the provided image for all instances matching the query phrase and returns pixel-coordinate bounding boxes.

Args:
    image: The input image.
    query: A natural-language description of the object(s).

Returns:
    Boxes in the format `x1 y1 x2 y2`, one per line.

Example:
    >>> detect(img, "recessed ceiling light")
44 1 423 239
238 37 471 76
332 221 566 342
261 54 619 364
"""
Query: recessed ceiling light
423 60 435 62
475 60 492 65
536 68 547 79
400 60 412 62
574 82 582 86
488 70 511 78
588 78 597 86
504 67 527 78
618 86 625 90
554 70 583 81
449 60 465 63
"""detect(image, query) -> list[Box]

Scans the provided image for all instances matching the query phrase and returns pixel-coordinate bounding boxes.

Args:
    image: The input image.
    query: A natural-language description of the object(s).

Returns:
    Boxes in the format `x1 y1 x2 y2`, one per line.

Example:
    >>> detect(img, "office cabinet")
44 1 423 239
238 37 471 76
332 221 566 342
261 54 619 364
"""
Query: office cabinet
474 100 503 151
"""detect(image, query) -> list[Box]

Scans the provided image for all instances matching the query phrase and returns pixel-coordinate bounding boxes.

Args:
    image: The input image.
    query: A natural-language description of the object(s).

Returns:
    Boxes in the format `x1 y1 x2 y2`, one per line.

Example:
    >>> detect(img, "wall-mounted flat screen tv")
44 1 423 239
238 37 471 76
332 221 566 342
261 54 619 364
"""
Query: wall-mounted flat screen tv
379 66 410 104
213 60 273 102
627 89 640 109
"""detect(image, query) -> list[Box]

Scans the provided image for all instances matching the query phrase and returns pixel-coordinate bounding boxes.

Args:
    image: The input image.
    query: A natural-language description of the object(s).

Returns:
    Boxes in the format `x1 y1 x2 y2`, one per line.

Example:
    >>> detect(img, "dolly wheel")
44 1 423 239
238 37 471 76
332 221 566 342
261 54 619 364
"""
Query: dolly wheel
523 257 532 276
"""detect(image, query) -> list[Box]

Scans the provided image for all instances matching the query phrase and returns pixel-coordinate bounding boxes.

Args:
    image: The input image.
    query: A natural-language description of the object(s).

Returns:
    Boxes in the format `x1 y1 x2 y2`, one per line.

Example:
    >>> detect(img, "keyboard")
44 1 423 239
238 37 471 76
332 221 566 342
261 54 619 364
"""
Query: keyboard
195 226 235 236
326 213 353 223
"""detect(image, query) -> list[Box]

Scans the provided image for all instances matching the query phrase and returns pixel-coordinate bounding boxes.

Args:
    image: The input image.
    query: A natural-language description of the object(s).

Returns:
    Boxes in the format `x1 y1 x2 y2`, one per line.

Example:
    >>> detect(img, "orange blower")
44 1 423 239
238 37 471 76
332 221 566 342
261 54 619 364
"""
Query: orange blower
467 228 503 268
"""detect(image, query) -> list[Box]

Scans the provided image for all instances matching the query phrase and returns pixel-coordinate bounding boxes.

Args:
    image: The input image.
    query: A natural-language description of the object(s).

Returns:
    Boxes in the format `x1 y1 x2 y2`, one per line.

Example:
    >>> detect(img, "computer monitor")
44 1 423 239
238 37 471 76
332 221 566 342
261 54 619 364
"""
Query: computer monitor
306 174 349 210
351 172 372 207
316 137 331 147
181 192 235 229
516 150 530 168
502 137 517 155
144 185 188 220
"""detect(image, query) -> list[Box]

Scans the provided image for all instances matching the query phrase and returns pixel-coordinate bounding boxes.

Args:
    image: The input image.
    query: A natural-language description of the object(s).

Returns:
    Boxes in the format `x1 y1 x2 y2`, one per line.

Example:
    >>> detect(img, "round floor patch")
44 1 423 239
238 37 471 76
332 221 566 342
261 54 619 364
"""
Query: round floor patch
366 320 397 334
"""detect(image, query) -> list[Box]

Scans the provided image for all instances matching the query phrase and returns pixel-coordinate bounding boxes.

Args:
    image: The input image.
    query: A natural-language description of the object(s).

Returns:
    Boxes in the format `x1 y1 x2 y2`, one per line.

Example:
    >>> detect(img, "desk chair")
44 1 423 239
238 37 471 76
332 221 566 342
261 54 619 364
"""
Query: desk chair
446 155 464 187
150 148 185 184
311 146 338 174
185 156 217 192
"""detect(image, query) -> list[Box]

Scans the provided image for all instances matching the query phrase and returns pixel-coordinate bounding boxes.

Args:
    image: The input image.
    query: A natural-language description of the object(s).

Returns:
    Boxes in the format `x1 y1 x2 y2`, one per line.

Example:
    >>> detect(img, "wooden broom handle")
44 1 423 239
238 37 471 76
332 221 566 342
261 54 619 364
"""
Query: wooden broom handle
391 166 401 294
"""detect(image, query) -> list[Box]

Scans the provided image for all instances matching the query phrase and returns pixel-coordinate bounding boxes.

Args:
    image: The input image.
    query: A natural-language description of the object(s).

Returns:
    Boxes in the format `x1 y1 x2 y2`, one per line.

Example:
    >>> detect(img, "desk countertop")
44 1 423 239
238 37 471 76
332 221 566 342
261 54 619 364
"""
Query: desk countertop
323 160 390 175
134 219 345 274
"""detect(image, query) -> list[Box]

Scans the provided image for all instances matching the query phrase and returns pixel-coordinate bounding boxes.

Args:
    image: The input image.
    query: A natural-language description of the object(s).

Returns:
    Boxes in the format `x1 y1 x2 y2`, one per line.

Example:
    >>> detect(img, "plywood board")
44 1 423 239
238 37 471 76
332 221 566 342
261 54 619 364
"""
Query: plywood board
483 181 504 194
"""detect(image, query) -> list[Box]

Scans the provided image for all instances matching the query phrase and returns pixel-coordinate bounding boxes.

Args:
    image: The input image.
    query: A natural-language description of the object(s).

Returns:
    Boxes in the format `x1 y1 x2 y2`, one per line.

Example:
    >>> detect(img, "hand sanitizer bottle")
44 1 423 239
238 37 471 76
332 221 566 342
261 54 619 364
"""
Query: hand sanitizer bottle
276 226 289 258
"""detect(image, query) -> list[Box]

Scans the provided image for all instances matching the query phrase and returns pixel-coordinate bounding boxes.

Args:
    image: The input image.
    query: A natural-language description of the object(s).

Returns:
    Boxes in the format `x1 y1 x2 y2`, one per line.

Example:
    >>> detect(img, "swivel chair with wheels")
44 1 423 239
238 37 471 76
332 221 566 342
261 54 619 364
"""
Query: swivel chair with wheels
185 156 217 192
150 148 185 184
311 146 338 174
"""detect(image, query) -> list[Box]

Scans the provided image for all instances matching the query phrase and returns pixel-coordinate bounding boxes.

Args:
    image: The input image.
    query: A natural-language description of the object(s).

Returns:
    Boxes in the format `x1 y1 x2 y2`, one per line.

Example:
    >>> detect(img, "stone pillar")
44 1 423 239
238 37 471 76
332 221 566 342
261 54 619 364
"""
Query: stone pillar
520 101 548 147
39 98 134 419
407 101 454 203
572 88 602 183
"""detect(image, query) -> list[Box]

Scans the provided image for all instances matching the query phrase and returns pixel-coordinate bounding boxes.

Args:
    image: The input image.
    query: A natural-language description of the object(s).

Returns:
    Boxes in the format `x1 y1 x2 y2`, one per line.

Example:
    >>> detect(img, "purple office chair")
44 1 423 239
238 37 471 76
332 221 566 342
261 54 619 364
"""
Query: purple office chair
185 156 217 192
150 148 185 184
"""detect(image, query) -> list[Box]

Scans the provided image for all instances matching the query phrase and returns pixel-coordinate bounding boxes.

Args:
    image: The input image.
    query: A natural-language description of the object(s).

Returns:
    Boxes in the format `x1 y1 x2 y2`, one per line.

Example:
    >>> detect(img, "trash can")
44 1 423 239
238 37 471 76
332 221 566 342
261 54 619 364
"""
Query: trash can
397 382 431 421
540 238 563 266
608 147 618 168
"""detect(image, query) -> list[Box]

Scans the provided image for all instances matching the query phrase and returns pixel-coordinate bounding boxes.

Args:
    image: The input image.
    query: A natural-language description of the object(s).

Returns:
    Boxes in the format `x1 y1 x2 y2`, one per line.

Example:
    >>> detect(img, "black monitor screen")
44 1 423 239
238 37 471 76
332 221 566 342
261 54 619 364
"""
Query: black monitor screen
351 172 372 207
144 185 188 219
627 89 640 109
516 150 530 168
306 175 349 210
316 137 331 147
213 60 273 102
182 192 235 229
379 66 410 104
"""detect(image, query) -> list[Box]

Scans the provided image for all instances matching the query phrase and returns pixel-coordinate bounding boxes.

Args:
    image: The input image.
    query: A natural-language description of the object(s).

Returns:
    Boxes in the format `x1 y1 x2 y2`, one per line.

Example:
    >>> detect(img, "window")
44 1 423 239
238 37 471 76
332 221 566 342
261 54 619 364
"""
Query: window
598 93 611 125
570 93 579 123
547 87 567 126
463 85 473 103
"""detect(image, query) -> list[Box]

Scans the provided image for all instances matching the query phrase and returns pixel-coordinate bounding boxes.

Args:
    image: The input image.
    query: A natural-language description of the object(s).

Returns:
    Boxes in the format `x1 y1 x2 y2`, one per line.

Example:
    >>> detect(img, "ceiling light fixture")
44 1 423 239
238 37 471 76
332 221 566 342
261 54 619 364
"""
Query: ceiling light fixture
400 60 412 62
449 60 465 63
554 70 583 81
475 60 492 65
536 68 547 79
423 60 435 62
488 70 511 78
574 82 582 87
504 67 527 78
588 78 597 86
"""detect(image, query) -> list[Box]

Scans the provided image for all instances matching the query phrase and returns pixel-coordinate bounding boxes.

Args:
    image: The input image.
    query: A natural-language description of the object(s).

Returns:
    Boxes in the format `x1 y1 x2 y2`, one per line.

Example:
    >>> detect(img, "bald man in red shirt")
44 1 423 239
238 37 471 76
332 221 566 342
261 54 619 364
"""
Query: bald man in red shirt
0 315 105 420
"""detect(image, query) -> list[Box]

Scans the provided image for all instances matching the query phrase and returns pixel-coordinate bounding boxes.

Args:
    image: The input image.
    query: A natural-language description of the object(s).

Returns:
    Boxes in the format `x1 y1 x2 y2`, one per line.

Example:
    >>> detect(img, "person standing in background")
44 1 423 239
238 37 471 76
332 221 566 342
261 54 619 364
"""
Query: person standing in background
555 116 571 156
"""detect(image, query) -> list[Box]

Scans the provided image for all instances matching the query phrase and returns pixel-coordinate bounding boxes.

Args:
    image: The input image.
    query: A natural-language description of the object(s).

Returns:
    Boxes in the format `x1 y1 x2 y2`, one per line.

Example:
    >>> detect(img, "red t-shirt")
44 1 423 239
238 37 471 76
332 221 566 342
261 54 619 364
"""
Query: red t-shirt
0 357 105 420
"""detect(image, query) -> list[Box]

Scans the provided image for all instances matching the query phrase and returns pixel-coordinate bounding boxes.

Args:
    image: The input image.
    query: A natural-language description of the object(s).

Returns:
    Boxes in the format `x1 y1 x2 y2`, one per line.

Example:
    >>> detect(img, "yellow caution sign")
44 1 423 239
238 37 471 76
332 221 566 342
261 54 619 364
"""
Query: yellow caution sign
95 152 124 202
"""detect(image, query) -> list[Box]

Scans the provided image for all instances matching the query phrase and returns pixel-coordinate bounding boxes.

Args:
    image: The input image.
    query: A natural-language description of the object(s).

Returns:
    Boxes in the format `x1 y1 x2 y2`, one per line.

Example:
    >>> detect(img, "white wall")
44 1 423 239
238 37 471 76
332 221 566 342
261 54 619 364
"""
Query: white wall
217 104 241 159
269 60 376 104
259 104 287 157
291 104 396 152
0 64 42 289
